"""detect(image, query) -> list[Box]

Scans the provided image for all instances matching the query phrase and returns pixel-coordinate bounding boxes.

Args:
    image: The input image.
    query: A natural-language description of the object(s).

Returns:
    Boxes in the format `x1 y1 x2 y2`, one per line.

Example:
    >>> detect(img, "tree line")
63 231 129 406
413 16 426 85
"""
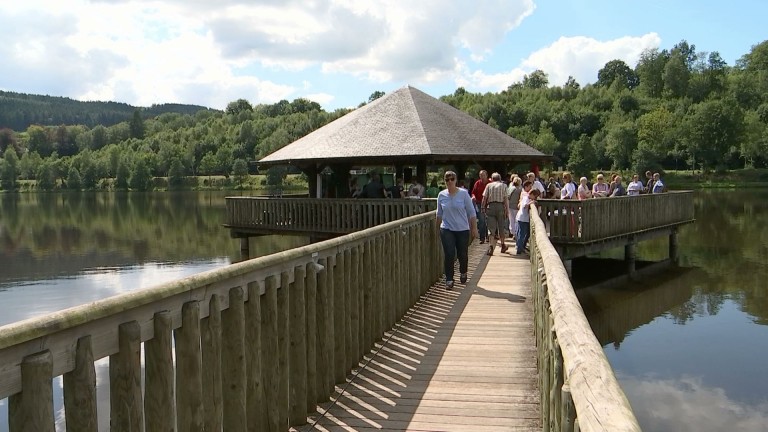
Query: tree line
0 39 766 192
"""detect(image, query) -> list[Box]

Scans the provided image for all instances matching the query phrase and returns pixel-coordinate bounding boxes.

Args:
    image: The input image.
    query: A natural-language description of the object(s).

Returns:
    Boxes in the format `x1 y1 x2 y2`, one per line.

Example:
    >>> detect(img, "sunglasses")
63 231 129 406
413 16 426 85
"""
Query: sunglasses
444 177 456 181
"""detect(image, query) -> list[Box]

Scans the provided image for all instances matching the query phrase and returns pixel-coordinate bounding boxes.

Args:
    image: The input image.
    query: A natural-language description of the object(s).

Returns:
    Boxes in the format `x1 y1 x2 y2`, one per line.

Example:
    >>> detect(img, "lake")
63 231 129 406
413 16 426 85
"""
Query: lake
1 190 766 431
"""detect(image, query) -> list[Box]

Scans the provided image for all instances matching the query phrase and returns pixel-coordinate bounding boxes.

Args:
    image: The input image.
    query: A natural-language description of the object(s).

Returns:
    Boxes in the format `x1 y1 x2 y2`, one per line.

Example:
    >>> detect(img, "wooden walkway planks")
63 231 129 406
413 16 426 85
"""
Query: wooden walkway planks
296 240 541 431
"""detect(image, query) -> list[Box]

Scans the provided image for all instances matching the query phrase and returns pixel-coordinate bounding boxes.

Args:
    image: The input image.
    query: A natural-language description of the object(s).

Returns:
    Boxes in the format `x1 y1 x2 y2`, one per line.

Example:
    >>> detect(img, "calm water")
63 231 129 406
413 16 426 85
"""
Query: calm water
577 190 768 432
0 191 308 431
0 191 766 431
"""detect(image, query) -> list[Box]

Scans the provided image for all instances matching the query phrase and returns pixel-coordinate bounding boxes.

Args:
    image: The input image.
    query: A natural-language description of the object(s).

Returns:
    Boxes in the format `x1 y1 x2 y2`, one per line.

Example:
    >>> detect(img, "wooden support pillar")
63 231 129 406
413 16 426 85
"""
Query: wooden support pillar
454 162 468 183
304 164 319 198
625 239 637 280
669 228 679 266
333 164 352 198
416 161 427 186
240 237 250 261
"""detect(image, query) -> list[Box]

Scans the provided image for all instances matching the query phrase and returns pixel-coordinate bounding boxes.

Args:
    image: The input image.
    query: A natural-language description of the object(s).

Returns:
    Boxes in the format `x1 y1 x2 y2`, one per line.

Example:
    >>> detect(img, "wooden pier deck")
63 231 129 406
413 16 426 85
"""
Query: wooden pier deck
296 241 541 431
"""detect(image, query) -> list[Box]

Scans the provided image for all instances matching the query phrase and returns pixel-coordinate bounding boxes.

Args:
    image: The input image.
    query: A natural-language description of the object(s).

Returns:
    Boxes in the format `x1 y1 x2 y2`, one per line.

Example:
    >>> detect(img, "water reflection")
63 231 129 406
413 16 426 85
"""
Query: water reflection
579 190 768 432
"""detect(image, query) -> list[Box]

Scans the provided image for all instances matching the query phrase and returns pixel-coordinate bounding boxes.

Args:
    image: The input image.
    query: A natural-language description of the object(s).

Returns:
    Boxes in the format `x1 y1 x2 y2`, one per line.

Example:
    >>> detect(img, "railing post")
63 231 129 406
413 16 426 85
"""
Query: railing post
110 321 144 432
144 313 174 432
333 251 347 383
278 271 291 427
289 265 308 426
64 336 98 432
245 281 267 430
9 351 54 432
561 382 576 432
201 294 223 432
306 261 319 411
176 301 204 431
222 287 247 431
262 275 281 430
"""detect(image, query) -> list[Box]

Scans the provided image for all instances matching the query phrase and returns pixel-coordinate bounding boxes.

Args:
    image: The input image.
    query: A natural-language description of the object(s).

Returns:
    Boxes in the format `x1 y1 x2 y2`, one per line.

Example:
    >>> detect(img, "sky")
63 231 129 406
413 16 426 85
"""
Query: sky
0 0 766 111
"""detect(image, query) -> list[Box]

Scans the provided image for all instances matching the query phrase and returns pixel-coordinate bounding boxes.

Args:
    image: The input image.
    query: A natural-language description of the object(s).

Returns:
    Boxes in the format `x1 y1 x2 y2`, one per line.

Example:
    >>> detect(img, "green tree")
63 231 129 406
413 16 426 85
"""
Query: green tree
566 134 596 176
523 70 549 89
19 151 43 180
199 153 218 181
597 59 639 89
26 125 53 157
130 158 153 191
605 121 638 169
115 158 130 190
226 99 253 116
663 53 690 98
66 166 82 190
36 162 56 191
232 159 249 187
636 48 669 97
685 98 745 171
0 146 20 190
168 158 185 189
368 91 385 103
129 110 146 139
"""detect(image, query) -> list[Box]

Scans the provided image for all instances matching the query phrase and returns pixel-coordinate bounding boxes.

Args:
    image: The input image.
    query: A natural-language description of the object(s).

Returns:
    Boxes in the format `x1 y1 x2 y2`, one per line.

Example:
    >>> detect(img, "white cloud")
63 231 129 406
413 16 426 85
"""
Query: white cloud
457 33 661 91
0 0 539 109
621 375 768 432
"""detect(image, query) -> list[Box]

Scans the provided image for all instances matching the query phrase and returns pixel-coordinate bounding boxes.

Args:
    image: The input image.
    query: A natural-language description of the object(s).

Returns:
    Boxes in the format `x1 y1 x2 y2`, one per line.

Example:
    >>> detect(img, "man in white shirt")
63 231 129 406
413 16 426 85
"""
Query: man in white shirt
526 172 546 198
560 172 576 199
652 173 665 193
627 174 644 196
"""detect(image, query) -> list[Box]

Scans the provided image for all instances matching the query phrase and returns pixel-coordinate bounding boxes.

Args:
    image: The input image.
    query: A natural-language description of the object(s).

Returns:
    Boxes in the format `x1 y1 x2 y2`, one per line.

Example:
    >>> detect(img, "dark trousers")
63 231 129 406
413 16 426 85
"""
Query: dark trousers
516 221 530 254
440 228 470 281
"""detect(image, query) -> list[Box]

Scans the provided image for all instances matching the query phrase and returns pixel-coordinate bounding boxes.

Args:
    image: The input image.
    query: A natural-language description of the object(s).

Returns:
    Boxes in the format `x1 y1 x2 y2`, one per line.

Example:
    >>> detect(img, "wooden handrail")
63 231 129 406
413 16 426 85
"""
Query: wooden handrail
225 197 438 234
530 205 642 432
538 191 694 243
0 212 442 431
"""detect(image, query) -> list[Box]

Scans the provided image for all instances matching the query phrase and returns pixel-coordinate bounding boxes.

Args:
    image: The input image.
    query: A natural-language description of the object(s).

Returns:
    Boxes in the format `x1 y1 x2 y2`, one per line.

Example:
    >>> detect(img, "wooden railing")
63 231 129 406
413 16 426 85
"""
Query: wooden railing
0 212 441 432
225 197 437 235
538 191 694 243
530 207 641 432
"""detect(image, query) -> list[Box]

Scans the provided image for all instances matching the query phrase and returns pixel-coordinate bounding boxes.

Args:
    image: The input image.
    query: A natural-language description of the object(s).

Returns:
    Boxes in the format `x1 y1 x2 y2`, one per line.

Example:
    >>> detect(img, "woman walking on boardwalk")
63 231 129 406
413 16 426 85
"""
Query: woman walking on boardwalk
436 171 478 289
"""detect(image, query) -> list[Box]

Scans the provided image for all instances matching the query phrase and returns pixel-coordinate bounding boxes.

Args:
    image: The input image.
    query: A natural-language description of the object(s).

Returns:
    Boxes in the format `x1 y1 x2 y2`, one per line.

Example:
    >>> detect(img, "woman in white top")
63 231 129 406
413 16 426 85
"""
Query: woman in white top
577 177 592 200
560 172 576 200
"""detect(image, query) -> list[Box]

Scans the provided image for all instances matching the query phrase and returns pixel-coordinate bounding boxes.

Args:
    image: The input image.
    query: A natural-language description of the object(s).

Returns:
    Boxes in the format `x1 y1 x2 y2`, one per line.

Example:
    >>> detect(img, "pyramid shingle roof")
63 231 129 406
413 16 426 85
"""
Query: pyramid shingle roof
258 86 549 167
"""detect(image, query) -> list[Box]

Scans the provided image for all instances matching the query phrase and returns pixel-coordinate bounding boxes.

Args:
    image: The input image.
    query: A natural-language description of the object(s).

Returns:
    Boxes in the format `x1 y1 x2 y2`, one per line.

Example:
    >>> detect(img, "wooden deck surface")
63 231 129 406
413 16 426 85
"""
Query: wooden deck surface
295 240 541 431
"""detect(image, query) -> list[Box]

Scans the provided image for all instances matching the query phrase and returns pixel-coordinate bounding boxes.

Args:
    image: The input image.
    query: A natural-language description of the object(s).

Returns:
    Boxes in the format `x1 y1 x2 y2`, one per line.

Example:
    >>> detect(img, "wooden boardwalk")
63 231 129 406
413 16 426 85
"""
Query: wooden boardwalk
296 240 541 431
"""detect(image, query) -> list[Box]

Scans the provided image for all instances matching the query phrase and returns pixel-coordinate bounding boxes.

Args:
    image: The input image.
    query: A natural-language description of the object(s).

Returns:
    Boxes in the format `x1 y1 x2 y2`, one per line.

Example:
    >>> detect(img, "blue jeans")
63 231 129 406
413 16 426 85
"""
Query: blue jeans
474 203 487 241
516 221 530 254
440 228 470 281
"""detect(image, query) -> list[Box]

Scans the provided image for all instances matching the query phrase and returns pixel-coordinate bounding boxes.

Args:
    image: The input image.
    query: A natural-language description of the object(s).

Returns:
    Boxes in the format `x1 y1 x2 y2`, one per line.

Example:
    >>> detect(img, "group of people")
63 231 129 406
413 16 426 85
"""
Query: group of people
435 168 668 289
541 170 666 200
436 170 542 289
349 174 427 199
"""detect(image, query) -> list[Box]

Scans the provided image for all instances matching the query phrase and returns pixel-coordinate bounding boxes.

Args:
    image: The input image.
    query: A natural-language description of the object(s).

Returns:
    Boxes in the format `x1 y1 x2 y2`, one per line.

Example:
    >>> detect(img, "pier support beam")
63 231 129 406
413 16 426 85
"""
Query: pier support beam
240 237 250 261
669 228 679 266
625 239 637 280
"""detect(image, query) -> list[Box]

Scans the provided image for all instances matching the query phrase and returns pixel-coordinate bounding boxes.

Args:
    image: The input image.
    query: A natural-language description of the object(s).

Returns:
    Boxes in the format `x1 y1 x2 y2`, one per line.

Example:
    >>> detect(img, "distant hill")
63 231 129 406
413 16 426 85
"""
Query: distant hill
0 90 216 131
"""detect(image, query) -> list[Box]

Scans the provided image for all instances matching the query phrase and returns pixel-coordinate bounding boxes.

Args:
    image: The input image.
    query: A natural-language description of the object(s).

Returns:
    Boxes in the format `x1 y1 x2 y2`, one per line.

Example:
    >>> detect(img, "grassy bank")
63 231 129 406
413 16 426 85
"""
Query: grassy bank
663 169 768 189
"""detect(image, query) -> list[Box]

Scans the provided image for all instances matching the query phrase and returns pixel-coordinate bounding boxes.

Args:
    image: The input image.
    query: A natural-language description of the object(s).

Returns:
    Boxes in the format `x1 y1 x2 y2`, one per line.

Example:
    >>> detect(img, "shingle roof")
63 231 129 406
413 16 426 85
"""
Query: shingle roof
258 86 548 166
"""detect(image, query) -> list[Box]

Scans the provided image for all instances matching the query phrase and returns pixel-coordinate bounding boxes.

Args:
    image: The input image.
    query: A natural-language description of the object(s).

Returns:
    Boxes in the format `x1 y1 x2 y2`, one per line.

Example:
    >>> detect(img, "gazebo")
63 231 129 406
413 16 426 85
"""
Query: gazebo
257 85 549 197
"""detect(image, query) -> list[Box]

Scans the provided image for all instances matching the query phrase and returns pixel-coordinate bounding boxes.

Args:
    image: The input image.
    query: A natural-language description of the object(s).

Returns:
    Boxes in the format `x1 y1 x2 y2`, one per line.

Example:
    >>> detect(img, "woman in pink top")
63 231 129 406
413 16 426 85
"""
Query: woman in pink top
577 177 592 200
592 173 610 197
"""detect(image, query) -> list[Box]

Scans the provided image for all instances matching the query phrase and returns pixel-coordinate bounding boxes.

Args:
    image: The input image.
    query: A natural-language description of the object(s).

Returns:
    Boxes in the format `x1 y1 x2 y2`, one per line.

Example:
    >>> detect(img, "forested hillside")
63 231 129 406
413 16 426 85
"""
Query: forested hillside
0 39 766 192
0 91 212 130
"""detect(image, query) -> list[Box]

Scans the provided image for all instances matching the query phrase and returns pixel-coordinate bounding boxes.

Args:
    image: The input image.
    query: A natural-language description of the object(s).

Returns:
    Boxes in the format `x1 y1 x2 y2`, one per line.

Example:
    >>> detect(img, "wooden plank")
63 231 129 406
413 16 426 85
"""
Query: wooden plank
309 241 541 431
63 336 98 432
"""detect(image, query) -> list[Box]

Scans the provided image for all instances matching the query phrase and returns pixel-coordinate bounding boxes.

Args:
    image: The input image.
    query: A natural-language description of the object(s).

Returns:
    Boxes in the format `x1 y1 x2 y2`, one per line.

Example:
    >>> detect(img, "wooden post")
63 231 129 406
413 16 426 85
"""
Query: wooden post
333 251 347 383
63 336 98 432
625 240 637 280
561 383 576 432
245 281 266 431
344 248 355 373
289 265 308 426
9 351 55 432
201 294 223 432
349 245 361 370
316 257 333 401
144 312 175 432
278 271 291 428
305 262 318 412
240 237 250 260
110 321 144 432
175 302 204 431
669 228 679 266
222 287 247 431
261 275 281 431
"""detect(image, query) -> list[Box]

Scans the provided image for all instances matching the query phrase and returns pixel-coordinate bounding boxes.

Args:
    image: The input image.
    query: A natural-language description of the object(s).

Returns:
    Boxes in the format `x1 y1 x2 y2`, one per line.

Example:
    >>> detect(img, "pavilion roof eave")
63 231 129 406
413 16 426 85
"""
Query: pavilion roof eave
256 153 553 169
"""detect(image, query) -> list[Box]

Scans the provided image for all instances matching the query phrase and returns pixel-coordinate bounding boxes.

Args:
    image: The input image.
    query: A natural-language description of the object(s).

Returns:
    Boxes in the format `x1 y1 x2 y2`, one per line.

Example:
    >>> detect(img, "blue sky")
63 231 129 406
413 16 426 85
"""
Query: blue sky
0 0 765 112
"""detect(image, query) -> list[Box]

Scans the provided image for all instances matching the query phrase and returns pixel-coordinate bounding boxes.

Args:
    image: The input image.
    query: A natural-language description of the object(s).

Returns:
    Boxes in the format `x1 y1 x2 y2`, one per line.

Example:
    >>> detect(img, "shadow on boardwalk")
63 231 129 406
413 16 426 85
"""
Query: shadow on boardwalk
295 240 541 431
